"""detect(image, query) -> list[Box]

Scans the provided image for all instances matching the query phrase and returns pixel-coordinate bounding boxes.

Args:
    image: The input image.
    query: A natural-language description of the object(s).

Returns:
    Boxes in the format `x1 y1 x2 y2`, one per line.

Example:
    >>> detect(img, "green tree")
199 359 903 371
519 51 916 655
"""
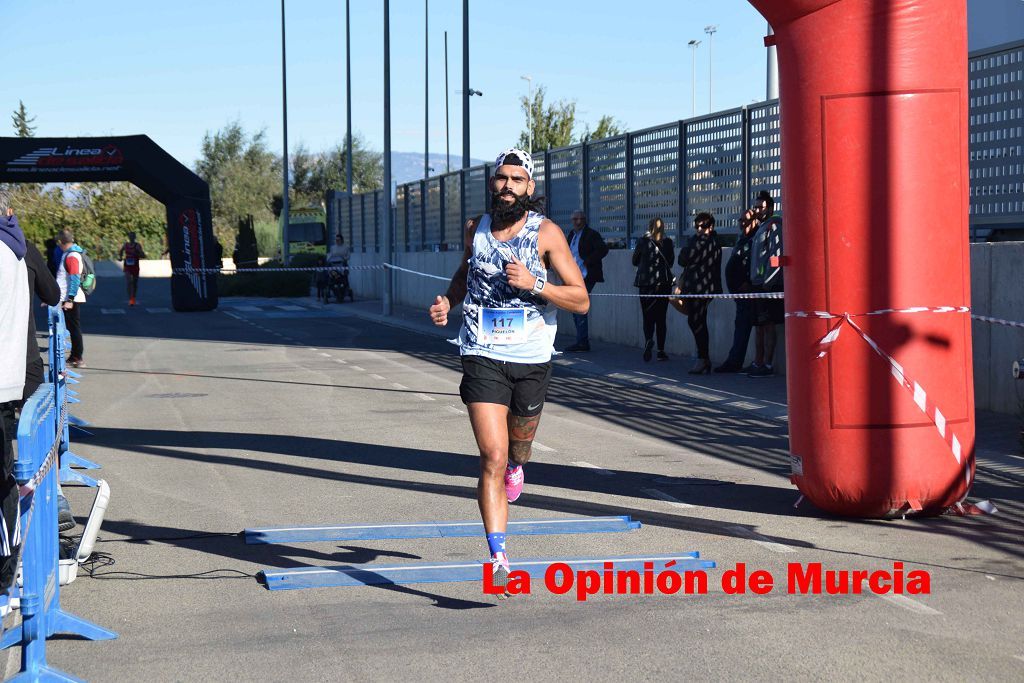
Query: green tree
518 86 576 152
290 137 383 208
11 101 36 137
581 115 626 142
195 121 281 245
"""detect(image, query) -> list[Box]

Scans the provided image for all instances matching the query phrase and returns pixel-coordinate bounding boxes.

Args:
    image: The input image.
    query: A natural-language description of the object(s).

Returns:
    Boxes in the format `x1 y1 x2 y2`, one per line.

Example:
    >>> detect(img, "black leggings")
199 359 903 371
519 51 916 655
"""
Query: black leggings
687 299 711 360
639 284 670 351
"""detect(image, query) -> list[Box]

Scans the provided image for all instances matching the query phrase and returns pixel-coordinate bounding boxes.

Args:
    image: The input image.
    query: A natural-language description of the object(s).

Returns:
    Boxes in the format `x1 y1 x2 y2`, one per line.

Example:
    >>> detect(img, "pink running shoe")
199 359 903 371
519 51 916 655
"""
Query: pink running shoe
504 465 524 502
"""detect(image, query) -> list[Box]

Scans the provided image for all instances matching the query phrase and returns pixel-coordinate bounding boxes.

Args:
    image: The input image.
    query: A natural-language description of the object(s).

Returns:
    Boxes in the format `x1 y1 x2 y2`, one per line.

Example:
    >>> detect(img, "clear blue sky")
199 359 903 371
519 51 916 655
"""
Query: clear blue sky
3 1 773 170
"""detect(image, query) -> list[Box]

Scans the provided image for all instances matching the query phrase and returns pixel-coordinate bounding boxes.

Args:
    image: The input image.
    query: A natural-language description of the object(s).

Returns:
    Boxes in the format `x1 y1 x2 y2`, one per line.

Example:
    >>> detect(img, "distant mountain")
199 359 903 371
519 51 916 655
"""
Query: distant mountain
390 152 488 187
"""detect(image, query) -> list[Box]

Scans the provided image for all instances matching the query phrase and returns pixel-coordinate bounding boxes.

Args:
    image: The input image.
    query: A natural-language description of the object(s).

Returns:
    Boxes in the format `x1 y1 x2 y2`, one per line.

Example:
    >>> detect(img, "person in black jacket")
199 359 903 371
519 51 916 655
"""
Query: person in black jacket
677 212 723 374
564 211 609 352
22 241 61 401
714 206 760 373
632 217 674 361
21 240 75 533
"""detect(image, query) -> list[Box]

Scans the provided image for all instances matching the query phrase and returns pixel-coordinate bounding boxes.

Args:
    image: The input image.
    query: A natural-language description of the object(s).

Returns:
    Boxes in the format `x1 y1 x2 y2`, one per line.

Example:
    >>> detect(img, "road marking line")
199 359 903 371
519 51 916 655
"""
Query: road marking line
277 305 305 311
369 374 386 380
532 441 555 452
415 393 435 401
145 307 171 313
641 488 696 509
726 401 766 410
223 311 244 320
334 359 347 364
446 405 465 415
350 366 365 372
232 305 262 312
101 308 125 314
1013 654 1024 663
391 383 409 390
571 461 614 476
877 594 942 615
309 348 319 351
727 525 796 553
319 352 332 358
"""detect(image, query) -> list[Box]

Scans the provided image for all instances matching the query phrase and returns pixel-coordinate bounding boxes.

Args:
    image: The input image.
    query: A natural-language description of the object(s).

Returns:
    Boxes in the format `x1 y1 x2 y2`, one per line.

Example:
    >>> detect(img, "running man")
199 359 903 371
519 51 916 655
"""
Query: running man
118 232 146 306
429 148 590 591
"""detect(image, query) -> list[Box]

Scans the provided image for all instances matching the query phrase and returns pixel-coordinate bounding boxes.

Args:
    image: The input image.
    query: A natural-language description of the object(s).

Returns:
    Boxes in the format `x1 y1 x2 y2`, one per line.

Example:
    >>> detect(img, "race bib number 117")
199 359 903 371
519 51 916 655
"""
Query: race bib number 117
478 307 527 345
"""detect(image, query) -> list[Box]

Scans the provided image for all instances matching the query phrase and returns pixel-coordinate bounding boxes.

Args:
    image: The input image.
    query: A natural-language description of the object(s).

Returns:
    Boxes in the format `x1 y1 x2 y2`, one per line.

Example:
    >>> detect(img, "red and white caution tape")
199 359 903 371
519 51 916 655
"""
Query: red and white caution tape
970 314 1024 330
172 265 385 274
808 312 976 503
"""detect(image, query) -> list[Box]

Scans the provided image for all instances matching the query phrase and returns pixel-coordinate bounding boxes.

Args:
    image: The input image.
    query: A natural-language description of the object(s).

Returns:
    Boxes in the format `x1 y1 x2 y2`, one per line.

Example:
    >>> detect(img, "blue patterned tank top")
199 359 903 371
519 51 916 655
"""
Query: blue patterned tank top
456 211 557 363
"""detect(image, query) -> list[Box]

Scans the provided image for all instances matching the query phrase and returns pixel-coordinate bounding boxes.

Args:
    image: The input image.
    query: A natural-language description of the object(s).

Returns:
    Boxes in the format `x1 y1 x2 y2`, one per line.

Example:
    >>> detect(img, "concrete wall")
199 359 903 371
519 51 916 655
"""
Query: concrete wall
351 243 1024 415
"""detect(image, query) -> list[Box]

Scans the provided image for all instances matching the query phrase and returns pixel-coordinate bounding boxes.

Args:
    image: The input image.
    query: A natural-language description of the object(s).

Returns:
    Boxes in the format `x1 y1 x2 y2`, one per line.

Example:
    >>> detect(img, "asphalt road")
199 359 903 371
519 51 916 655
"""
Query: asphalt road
15 279 1023 682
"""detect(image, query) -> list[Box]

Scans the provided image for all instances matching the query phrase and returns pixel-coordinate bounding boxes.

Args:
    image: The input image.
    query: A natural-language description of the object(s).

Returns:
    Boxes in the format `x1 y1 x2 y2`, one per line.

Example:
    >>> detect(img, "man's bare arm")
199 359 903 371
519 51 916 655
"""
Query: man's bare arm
534 220 590 314
429 223 475 325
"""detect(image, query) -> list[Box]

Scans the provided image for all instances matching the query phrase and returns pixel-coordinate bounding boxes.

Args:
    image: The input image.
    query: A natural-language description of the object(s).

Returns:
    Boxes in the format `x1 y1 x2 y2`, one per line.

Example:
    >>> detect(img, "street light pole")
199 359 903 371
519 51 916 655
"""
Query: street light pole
345 0 353 202
461 0 469 168
280 0 290 264
704 25 717 113
424 0 429 179
687 39 701 118
383 0 393 315
521 75 533 152
444 31 450 173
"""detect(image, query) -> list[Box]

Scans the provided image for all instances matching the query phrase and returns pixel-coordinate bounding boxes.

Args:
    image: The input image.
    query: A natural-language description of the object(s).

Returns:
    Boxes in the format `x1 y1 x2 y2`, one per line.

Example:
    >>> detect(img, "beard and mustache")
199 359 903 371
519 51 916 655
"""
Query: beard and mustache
490 188 531 225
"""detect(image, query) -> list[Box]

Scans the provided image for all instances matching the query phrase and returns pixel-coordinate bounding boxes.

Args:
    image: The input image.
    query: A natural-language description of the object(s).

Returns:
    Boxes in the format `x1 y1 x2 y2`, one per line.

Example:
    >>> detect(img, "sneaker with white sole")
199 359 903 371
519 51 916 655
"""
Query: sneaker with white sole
489 552 511 598
504 465 524 503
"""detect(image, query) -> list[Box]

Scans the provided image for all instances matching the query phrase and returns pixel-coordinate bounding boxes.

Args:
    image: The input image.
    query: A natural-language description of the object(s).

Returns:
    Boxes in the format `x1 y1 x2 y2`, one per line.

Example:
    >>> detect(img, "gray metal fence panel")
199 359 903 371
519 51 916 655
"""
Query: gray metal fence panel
373 190 384 253
444 172 462 249
969 39 1024 238
685 109 745 235
409 181 425 252
547 145 584 229
465 166 488 219
532 153 546 203
395 185 408 253
747 101 783 217
631 123 682 243
425 177 443 250
351 194 365 252
587 136 628 246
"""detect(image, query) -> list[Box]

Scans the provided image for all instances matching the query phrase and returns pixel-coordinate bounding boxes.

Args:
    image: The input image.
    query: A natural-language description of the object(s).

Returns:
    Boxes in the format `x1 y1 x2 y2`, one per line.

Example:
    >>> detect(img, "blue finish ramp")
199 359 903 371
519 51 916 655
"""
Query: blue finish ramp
245 516 642 545
258 552 716 591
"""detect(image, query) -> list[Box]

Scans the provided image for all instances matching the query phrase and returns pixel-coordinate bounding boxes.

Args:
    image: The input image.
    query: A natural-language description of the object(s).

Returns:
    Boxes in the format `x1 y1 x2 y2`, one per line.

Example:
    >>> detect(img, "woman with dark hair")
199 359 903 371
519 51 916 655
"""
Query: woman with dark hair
677 212 722 374
632 217 674 361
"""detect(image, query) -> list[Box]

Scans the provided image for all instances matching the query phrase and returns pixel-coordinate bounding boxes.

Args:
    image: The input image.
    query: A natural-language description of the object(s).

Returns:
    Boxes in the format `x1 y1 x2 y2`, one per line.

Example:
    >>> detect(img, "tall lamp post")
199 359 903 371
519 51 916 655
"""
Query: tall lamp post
383 0 393 315
444 30 450 173
687 39 701 118
521 75 533 152
461 0 469 168
280 0 290 265
704 25 717 113
424 0 429 179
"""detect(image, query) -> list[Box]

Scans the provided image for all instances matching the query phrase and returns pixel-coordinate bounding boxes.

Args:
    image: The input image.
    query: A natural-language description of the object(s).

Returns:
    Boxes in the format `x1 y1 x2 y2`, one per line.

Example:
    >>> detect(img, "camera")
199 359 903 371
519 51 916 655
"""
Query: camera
1013 359 1024 380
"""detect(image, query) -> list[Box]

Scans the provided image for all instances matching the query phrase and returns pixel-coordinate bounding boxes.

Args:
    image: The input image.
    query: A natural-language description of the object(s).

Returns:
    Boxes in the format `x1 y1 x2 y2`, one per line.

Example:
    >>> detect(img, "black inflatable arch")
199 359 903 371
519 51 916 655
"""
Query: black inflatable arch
0 135 218 311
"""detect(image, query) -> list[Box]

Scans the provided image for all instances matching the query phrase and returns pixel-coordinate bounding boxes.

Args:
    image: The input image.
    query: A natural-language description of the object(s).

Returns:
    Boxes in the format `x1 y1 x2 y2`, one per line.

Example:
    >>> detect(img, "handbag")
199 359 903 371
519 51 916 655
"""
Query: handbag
670 274 690 315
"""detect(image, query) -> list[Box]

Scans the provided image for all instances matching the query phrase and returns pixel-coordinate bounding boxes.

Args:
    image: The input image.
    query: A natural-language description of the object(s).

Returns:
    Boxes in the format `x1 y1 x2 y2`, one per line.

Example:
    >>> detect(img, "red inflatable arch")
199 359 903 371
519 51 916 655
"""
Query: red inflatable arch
746 0 975 516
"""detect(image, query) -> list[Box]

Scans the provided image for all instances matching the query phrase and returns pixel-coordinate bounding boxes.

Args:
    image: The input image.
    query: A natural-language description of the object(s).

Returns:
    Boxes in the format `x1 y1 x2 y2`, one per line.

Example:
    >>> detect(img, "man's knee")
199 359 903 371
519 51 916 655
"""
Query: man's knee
479 448 507 477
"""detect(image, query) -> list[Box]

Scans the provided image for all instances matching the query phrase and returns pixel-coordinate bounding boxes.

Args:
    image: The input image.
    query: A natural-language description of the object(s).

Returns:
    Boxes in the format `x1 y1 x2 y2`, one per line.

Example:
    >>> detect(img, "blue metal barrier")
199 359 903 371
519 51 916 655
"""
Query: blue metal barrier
48 315 99 489
1 307 116 681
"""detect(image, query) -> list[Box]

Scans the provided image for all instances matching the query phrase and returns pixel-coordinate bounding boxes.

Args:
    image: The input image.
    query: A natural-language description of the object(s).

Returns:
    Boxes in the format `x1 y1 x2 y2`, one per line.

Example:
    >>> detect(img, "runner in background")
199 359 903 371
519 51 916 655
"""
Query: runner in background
118 232 146 306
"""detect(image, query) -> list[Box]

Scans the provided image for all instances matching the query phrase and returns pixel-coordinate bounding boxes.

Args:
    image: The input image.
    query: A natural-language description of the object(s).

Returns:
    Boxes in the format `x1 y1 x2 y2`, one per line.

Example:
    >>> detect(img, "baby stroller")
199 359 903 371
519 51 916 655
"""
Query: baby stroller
326 264 353 303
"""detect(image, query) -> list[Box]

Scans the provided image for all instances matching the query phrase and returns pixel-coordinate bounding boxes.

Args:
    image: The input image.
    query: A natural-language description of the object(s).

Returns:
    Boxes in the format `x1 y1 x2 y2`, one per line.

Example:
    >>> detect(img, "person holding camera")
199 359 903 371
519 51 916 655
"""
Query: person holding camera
632 217 675 361
747 191 784 377
675 212 722 374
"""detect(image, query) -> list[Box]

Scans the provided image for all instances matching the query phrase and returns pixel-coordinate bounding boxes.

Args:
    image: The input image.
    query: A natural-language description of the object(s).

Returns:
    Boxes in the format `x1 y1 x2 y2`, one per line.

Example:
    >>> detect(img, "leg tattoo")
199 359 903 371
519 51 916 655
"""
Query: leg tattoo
508 414 541 466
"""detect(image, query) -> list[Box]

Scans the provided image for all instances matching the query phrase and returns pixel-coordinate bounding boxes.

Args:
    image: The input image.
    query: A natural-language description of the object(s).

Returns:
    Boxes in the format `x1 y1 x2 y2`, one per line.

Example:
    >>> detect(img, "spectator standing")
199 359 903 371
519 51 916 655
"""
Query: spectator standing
22 241 60 401
632 217 674 362
118 231 147 306
748 191 784 377
44 237 60 276
564 210 609 352
56 229 87 368
0 207 29 589
714 203 761 373
676 212 723 374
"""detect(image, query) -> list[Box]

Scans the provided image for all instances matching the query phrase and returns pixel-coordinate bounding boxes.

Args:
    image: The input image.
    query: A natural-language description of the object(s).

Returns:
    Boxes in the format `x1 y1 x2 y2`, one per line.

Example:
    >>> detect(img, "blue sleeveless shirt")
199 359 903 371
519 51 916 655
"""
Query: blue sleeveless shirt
456 211 557 363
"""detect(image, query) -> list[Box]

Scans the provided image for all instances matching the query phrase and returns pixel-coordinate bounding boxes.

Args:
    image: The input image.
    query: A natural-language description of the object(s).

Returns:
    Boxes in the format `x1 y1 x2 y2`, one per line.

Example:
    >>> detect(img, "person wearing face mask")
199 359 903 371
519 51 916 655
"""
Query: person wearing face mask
632 217 675 361
676 212 722 374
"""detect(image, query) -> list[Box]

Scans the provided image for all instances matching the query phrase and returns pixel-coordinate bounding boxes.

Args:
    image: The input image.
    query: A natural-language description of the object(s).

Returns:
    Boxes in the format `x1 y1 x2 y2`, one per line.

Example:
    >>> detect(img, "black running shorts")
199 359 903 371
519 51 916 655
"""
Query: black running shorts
459 355 552 417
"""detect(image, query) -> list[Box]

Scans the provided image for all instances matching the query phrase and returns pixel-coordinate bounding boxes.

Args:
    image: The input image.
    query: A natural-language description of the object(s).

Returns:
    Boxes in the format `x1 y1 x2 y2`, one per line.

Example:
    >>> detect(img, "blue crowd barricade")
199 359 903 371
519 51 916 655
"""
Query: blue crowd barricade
47 311 100 489
1 307 116 682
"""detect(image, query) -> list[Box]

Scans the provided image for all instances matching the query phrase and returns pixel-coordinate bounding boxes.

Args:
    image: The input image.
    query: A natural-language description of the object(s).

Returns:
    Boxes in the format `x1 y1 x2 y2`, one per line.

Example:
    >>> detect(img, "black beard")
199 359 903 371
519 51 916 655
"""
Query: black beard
490 190 530 226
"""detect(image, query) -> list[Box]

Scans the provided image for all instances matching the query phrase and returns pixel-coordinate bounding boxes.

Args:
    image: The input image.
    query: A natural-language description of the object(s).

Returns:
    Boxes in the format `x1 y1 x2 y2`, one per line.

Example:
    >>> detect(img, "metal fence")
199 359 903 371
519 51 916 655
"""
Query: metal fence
328 39 1023 252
